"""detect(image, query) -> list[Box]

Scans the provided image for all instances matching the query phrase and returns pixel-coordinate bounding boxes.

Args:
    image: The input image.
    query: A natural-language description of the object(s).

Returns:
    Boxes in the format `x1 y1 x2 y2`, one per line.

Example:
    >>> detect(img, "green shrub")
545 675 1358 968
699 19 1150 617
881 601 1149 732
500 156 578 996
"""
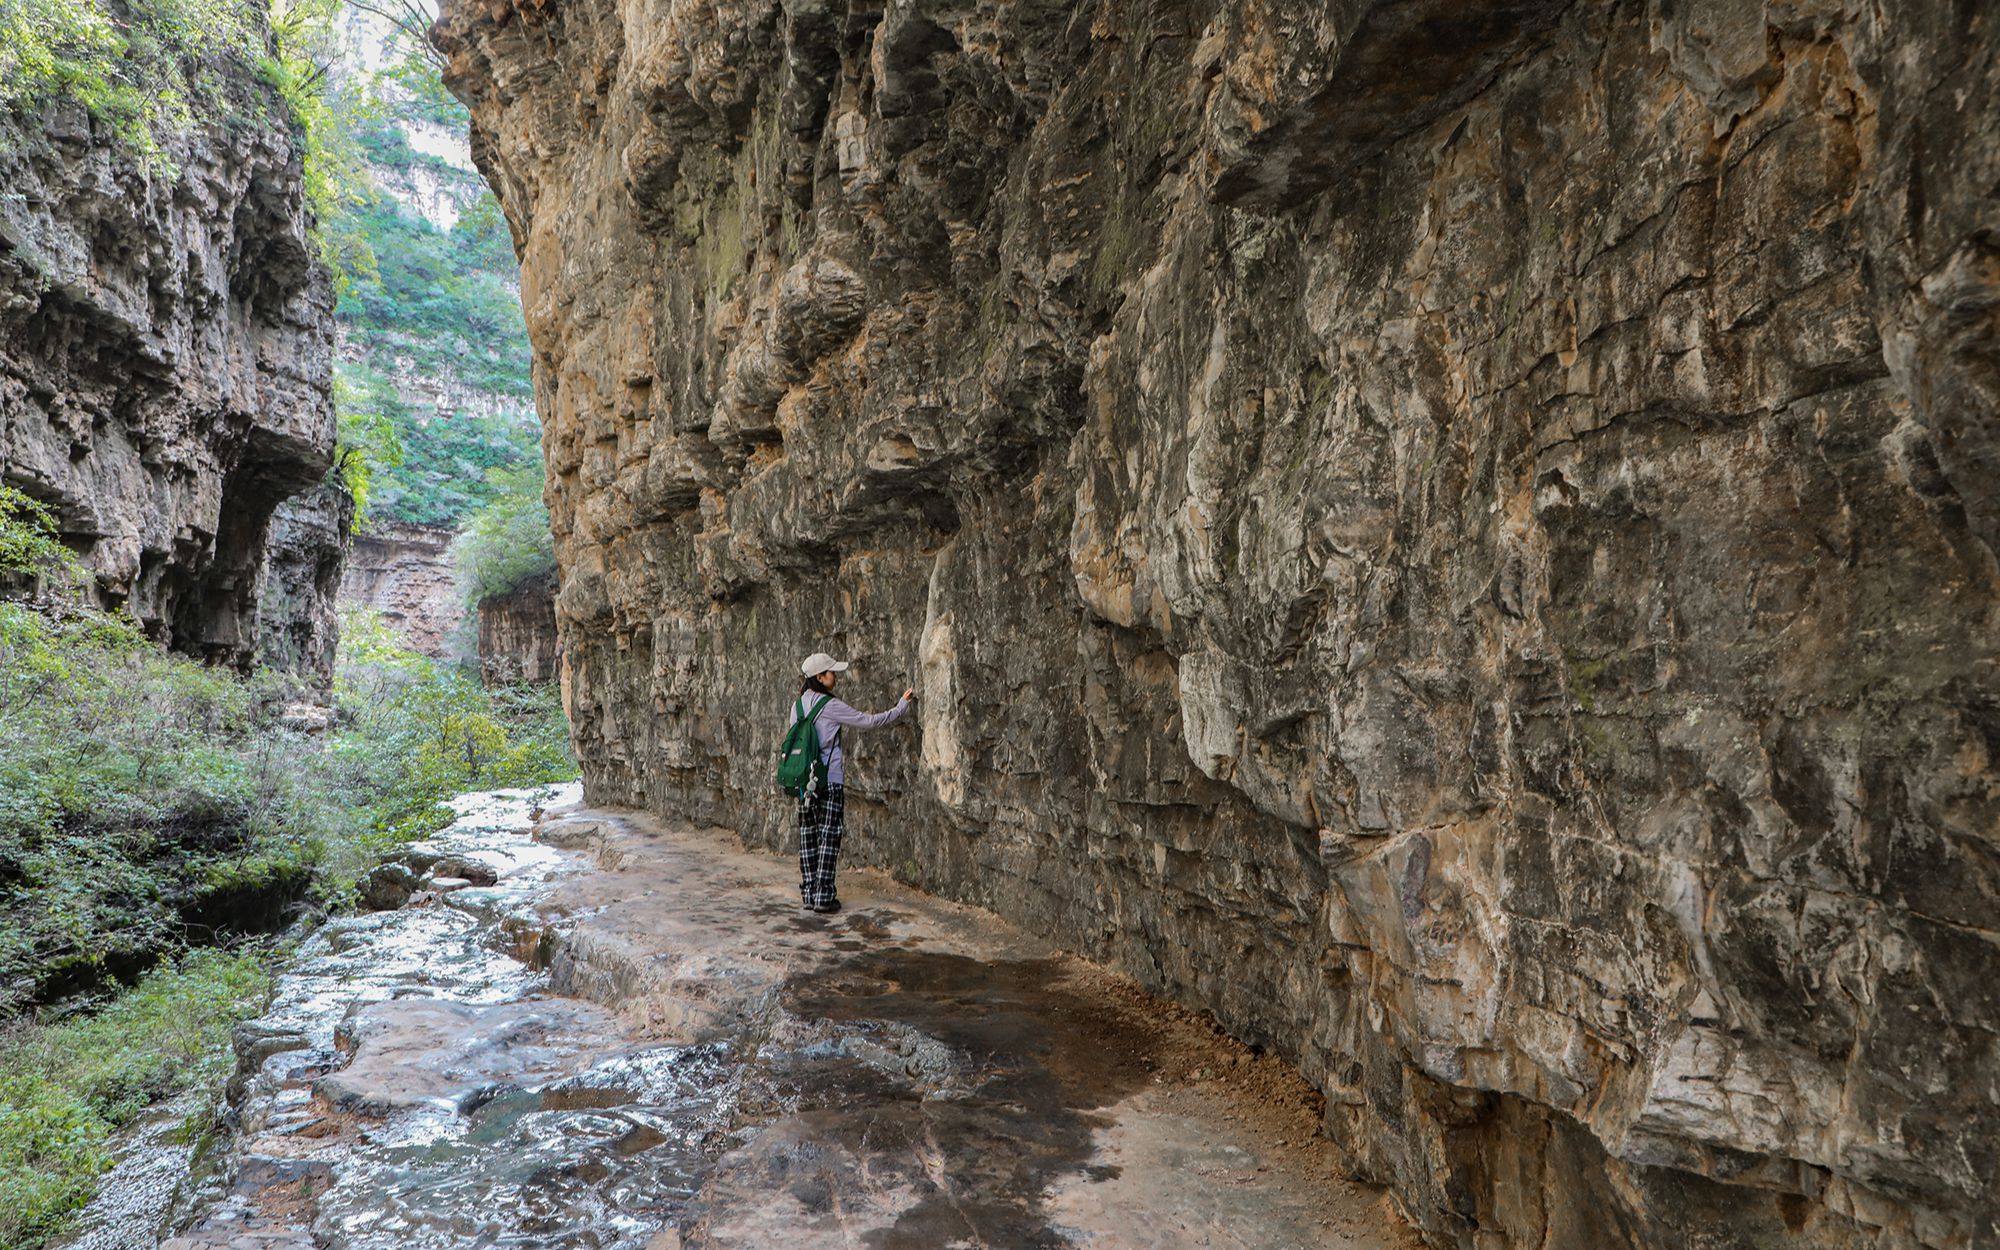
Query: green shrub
0 595 574 1245
0 485 84 584
328 605 572 845
0 597 574 1011
0 948 271 1249
453 461 555 606
0 0 259 169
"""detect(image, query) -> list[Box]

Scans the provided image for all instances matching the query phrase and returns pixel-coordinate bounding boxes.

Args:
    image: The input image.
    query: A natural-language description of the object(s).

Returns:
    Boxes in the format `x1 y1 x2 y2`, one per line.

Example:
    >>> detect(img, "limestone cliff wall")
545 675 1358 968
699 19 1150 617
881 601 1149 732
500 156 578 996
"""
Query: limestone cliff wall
438 2 2000 1246
336 521 466 655
256 482 354 686
477 570 557 684
0 77 337 669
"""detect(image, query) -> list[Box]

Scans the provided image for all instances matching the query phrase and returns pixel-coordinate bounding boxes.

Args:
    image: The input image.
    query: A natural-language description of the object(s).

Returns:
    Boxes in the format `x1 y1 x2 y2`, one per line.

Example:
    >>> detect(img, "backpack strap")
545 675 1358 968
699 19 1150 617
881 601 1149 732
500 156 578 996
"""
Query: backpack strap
807 692 837 757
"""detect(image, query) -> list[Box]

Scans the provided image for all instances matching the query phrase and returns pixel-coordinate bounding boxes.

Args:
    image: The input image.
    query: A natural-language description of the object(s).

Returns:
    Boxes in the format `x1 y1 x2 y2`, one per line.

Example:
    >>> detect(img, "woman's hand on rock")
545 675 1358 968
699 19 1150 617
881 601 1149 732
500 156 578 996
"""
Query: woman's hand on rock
902 687 916 703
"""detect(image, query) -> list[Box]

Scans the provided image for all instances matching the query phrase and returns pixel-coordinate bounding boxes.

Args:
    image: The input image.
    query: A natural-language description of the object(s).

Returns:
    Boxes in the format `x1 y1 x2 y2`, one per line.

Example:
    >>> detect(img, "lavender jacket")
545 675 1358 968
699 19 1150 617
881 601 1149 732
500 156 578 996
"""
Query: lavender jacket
786 692 911 786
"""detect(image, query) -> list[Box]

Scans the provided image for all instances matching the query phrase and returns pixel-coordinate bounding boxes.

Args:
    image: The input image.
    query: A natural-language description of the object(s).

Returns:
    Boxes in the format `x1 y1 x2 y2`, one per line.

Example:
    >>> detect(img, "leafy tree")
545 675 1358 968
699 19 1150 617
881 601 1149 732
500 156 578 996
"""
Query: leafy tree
0 486 83 583
332 371 406 524
374 19 463 128
453 462 554 605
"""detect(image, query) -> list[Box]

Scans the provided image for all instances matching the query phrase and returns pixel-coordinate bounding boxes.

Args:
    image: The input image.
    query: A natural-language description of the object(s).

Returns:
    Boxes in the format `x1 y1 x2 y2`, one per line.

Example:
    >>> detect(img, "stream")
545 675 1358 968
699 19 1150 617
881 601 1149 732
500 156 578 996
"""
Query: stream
59 783 709 1250
56 784 1411 1250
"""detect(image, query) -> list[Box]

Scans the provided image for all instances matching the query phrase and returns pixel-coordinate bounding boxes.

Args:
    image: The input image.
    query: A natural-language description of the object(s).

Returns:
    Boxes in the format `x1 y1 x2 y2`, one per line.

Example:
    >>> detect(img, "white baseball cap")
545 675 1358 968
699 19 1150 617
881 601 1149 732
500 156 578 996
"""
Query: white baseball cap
800 652 850 678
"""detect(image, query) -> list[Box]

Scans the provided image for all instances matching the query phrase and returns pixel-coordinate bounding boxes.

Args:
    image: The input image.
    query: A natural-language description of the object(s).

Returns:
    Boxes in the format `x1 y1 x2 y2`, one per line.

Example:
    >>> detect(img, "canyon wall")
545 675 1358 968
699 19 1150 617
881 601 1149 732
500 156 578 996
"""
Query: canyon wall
337 521 466 655
256 482 355 685
477 569 558 683
438 2 2000 1247
0 78 338 669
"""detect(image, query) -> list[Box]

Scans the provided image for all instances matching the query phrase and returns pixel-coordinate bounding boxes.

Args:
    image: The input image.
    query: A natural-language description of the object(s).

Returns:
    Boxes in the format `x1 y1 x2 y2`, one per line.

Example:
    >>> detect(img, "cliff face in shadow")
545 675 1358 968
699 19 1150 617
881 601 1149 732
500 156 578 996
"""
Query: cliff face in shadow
436 1 2000 1245
257 482 354 685
0 75 338 670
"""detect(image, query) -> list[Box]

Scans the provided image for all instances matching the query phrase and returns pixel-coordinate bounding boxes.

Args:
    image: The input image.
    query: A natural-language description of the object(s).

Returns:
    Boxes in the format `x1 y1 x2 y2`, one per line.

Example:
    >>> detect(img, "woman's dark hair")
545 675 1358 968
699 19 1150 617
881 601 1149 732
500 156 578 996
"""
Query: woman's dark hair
800 672 833 695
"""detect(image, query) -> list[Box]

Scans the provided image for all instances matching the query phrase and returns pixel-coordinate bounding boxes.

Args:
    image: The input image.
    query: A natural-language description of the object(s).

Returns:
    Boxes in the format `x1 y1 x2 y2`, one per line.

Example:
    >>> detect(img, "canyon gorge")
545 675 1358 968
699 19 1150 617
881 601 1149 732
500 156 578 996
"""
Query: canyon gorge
435 1 2000 1248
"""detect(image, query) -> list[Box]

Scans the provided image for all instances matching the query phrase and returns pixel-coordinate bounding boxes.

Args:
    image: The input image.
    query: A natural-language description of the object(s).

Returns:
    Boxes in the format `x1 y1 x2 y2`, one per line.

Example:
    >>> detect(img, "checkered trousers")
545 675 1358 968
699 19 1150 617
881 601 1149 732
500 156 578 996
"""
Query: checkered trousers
796 783 846 909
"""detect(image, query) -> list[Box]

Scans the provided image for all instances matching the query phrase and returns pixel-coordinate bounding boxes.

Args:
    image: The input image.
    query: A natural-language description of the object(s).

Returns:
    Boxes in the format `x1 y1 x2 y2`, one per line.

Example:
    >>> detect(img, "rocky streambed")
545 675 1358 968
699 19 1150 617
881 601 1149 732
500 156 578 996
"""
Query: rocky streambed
68 787 1413 1249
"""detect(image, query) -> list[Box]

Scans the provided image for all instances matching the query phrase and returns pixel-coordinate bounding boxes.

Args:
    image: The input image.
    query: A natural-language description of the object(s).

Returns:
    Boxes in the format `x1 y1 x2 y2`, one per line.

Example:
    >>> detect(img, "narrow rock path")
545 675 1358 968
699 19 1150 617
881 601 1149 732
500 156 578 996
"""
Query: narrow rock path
162 789 1416 1250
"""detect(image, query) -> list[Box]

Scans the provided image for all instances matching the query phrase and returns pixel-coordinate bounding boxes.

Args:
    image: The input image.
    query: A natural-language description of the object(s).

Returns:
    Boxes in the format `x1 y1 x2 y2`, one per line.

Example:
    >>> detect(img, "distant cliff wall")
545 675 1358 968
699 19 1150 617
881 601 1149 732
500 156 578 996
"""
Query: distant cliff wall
440 2 2000 1247
336 521 465 655
477 569 557 684
0 73 337 669
256 482 354 686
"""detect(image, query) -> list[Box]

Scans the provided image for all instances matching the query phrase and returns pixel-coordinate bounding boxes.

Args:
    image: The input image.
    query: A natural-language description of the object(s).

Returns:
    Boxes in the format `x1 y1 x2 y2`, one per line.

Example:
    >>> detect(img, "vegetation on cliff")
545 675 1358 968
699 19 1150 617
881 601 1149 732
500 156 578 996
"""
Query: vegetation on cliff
0 0 367 231
318 8 541 545
313 10 551 625
453 461 556 607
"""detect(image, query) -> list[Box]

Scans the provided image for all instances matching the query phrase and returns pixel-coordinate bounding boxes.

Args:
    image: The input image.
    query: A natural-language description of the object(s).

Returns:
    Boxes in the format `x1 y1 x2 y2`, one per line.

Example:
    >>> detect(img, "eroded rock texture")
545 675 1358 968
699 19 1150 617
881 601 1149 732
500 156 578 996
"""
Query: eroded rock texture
0 81 338 669
336 521 466 655
256 482 354 685
478 570 558 683
436 1 2000 1246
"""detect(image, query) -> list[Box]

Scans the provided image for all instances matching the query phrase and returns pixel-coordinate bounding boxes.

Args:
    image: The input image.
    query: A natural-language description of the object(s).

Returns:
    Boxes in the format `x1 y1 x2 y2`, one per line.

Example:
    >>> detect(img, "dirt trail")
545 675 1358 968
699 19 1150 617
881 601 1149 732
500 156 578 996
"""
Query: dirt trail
155 791 1418 1250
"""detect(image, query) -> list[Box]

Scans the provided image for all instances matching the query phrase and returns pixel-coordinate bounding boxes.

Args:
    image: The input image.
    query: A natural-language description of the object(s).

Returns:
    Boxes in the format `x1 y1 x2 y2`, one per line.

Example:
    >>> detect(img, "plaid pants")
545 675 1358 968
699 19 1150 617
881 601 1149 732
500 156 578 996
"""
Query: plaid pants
796 783 846 908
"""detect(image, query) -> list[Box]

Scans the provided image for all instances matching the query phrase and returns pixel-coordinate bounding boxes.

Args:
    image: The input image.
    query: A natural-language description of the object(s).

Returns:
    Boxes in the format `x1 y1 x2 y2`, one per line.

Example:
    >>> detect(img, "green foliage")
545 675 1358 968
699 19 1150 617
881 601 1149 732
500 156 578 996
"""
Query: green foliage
0 0 381 289
376 23 465 129
0 604 314 1002
334 191 533 402
332 371 406 525
328 184 536 530
0 948 270 1249
0 0 123 114
304 4 539 531
0 486 84 584
453 462 554 606
328 605 571 848
0 598 572 1008
339 361 541 526
0 0 264 171
0 595 573 1245
260 0 380 289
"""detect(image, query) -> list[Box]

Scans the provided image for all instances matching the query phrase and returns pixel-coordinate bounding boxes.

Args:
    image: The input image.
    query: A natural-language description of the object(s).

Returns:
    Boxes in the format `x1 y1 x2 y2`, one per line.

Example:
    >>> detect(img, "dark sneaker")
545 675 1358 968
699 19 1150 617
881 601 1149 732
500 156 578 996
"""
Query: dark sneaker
812 900 841 914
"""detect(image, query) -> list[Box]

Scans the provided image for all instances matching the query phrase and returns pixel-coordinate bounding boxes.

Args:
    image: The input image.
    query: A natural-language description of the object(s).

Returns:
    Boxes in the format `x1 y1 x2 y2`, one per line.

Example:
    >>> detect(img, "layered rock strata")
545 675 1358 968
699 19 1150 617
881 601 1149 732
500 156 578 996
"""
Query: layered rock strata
255 482 354 685
477 569 558 683
437 2 2000 1247
336 520 466 655
0 75 337 668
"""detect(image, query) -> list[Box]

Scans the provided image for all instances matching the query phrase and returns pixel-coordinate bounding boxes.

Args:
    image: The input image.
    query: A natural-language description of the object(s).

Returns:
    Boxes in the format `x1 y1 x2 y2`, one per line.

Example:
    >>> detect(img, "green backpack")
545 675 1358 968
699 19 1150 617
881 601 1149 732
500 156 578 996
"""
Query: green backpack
776 693 832 797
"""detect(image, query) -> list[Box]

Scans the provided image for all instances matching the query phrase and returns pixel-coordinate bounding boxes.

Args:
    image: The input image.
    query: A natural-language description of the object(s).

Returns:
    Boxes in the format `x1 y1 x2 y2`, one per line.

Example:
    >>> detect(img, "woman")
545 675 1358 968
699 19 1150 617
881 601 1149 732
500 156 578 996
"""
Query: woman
788 652 914 912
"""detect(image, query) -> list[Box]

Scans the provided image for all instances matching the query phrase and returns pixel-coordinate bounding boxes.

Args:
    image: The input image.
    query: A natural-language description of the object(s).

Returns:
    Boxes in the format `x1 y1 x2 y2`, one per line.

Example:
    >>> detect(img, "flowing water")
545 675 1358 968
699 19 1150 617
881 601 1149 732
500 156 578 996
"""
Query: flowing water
61 784 721 1250
61 784 1412 1250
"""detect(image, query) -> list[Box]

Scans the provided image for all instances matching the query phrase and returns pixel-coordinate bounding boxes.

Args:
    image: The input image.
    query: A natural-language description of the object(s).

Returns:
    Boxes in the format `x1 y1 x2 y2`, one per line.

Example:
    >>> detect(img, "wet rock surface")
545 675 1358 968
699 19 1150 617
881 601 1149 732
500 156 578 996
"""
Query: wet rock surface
0 68 337 667
435 1 2000 1245
144 790 1409 1249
